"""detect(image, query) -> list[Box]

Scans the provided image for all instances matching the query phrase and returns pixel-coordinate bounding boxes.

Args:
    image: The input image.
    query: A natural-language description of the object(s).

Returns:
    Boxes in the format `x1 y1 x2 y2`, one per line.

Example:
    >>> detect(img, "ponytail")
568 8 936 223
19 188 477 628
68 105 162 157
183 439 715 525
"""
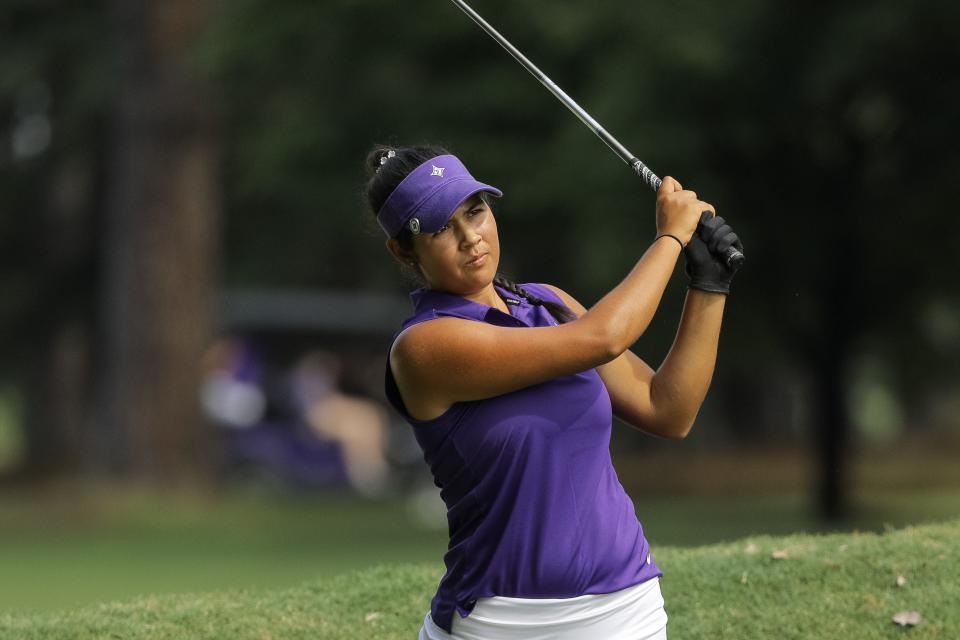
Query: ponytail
494 273 578 325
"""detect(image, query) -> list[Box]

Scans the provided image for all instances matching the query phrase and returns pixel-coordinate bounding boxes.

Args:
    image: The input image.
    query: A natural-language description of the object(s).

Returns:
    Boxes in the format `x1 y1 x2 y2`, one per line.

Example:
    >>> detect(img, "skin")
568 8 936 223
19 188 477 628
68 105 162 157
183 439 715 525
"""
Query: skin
386 177 726 439
386 194 508 312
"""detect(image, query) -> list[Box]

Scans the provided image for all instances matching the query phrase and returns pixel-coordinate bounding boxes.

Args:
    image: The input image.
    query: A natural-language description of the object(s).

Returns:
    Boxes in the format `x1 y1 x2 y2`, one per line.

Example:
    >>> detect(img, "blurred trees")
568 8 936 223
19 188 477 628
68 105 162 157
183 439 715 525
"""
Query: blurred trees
1 0 219 487
96 0 219 484
692 2 960 517
0 2 108 480
1 0 958 513
203 0 959 519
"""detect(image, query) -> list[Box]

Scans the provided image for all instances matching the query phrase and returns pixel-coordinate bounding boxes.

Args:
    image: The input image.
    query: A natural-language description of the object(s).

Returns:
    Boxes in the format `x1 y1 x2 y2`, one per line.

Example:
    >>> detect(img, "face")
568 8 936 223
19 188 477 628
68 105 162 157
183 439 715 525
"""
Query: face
403 194 500 295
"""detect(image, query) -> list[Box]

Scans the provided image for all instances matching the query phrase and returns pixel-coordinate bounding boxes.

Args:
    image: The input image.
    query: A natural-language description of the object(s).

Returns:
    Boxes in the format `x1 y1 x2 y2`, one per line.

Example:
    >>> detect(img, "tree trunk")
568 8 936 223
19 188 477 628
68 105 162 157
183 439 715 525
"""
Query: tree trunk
14 153 95 484
810 192 861 522
814 344 850 521
94 0 219 486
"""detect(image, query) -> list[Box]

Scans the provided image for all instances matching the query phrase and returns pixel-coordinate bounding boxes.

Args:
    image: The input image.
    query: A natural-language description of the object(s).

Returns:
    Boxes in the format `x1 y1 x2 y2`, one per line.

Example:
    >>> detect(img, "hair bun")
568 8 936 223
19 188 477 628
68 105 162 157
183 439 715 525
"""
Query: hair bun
376 149 397 172
364 143 451 217
366 146 396 174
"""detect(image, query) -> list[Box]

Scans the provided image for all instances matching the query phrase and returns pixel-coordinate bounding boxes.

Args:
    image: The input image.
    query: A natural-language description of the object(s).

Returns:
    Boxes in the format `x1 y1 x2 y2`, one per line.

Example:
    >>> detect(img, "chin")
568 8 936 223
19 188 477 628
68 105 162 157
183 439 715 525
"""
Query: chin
469 260 497 281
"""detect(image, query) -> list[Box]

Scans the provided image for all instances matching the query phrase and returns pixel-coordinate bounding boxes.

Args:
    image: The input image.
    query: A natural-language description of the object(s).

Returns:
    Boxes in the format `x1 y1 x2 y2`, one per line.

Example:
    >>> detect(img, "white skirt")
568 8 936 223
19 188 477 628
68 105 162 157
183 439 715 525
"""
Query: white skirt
418 577 668 640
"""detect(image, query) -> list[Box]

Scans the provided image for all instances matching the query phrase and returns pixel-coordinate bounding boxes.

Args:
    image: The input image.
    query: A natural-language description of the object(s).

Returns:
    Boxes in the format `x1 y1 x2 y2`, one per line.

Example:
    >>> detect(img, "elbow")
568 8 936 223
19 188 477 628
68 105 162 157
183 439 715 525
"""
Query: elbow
669 420 695 440
599 318 630 363
647 376 702 439
650 415 695 440
602 338 623 364
577 314 626 364
579 310 638 365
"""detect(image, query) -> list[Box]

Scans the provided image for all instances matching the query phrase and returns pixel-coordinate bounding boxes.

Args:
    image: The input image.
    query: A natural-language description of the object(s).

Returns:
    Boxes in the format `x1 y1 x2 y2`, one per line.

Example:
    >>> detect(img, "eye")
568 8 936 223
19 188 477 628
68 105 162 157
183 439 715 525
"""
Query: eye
433 205 485 236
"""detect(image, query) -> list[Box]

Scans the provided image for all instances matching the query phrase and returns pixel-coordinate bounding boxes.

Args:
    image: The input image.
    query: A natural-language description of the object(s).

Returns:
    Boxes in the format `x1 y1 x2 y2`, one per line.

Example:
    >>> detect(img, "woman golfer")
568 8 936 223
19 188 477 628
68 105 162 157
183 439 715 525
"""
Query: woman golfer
365 144 742 640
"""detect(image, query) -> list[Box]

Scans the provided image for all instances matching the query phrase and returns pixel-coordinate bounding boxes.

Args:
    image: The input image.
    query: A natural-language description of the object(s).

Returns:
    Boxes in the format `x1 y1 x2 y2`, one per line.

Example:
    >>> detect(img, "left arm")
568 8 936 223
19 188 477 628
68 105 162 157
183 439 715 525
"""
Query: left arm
543 284 726 439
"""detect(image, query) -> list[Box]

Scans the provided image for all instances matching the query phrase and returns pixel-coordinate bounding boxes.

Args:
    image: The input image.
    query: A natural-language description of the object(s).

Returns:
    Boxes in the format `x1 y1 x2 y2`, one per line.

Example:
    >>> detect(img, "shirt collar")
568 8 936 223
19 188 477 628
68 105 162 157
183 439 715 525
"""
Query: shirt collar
409 282 529 322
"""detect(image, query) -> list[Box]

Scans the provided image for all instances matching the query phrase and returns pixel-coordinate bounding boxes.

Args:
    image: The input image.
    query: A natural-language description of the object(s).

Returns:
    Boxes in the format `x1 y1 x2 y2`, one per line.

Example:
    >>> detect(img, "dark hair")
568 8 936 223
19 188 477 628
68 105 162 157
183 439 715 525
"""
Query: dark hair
364 143 577 325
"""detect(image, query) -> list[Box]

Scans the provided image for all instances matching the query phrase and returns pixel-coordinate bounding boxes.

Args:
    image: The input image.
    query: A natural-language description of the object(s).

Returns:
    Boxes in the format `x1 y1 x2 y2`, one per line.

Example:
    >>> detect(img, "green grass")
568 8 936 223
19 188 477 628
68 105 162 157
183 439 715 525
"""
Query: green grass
0 488 449 613
1 518 957 639
1 482 957 614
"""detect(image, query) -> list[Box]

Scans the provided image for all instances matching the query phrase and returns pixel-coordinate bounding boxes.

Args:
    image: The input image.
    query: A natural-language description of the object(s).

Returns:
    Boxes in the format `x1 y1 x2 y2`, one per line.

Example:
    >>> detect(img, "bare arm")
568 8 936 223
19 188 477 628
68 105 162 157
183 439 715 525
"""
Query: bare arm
391 236 682 411
391 176 712 417
545 285 725 439
647 289 725 437
579 236 682 355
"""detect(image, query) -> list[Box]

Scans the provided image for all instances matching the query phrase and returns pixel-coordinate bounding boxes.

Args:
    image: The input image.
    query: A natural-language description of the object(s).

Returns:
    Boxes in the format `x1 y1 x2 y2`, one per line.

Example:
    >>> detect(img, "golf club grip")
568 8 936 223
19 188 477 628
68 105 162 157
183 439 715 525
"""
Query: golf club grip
724 246 745 269
630 157 662 193
631 158 745 269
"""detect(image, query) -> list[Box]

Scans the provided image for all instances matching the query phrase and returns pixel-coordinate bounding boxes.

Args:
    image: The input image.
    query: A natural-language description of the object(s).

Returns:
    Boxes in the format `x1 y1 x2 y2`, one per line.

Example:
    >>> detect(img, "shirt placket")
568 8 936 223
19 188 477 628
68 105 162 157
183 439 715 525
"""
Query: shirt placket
484 305 531 328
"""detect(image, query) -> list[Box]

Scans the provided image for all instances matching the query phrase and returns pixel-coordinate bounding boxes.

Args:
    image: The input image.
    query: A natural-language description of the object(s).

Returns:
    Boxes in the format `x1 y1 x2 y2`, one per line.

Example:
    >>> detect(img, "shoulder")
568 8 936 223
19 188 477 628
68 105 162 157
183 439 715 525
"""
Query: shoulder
531 283 588 316
389 316 476 374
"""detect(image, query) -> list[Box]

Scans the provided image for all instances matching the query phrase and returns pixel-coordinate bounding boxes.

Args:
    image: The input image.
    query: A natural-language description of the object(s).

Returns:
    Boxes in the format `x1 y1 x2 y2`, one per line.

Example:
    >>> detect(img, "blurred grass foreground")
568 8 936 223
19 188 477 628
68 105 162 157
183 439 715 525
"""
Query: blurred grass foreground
1 518 957 639
1 447 958 615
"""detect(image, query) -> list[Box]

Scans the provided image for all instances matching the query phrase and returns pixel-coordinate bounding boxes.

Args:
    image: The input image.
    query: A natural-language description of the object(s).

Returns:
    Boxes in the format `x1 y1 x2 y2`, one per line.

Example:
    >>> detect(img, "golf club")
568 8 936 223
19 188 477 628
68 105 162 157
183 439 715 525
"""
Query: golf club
448 0 745 269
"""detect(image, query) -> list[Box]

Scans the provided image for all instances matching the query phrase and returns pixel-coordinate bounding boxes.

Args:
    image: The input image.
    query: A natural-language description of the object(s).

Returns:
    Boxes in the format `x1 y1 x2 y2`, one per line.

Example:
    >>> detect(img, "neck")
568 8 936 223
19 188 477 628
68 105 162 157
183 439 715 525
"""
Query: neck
466 281 506 310
437 280 507 312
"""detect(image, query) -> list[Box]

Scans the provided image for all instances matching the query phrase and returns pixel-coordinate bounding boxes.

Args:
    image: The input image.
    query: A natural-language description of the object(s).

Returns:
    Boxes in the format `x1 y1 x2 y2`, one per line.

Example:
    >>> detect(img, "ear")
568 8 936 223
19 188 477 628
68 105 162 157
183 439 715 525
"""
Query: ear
385 238 417 267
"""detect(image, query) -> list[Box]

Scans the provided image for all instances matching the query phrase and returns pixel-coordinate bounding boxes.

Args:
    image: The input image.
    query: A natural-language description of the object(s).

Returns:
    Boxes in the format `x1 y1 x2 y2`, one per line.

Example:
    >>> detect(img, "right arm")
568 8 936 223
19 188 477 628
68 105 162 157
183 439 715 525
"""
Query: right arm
391 176 713 406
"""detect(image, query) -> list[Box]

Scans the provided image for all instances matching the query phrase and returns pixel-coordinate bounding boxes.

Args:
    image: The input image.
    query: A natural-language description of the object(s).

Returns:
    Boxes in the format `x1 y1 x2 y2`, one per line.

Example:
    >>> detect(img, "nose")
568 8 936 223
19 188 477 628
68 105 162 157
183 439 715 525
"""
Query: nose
453 219 481 247
460 230 481 249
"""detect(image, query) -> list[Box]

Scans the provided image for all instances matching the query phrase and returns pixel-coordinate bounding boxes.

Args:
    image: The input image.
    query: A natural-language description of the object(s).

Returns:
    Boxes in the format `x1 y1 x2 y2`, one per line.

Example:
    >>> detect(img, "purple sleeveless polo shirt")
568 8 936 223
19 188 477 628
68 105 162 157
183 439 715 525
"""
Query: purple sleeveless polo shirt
384 282 663 634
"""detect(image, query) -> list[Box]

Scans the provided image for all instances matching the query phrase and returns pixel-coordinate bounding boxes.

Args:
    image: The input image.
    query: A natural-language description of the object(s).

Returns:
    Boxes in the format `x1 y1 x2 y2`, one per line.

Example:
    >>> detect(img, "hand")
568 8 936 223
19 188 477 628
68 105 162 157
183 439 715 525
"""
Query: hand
656 176 715 245
684 212 745 295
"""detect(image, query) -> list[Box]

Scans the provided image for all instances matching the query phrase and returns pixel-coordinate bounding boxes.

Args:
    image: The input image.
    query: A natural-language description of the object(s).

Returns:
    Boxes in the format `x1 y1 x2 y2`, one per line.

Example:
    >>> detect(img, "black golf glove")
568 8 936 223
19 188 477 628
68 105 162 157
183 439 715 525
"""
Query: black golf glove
684 212 744 295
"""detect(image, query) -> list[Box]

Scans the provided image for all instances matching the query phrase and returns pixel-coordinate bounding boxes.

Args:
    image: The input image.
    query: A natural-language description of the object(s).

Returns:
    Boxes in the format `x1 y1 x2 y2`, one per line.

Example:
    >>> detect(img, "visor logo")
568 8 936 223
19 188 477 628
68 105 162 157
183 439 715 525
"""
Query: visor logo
431 165 445 177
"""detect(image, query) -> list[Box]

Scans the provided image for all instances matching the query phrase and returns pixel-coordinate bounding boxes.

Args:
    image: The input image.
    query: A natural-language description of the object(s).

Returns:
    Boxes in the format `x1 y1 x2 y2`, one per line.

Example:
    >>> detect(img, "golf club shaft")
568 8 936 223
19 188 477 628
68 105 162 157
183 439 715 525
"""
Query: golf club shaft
448 0 745 269
448 0 660 191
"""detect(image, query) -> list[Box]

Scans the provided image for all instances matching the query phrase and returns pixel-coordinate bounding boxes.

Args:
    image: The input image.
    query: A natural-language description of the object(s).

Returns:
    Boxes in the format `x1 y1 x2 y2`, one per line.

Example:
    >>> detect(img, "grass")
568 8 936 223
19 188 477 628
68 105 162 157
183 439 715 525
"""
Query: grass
1 479 958 614
0 487 449 613
1 518 957 639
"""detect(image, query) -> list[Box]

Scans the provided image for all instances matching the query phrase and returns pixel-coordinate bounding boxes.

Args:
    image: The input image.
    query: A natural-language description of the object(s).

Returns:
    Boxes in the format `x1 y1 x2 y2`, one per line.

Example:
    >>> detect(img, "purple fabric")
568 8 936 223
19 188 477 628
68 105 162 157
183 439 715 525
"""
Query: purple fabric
376 154 502 238
384 282 663 634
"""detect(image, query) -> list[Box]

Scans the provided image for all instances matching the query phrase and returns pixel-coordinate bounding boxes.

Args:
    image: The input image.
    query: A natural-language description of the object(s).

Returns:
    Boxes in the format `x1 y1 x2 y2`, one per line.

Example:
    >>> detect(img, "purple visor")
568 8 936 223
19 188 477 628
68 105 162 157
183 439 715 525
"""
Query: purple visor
376 154 503 238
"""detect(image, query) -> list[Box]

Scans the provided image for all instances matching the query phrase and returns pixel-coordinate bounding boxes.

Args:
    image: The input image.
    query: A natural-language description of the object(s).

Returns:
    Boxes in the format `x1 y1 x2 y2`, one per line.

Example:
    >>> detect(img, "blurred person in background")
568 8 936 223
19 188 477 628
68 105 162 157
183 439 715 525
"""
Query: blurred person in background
201 338 368 492
364 144 743 639
200 337 268 430
289 350 390 497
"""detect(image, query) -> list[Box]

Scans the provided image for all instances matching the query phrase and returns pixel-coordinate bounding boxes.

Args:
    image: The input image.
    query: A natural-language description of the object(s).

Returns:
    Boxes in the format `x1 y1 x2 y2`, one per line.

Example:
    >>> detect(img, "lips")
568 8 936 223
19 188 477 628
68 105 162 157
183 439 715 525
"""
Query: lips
465 252 488 266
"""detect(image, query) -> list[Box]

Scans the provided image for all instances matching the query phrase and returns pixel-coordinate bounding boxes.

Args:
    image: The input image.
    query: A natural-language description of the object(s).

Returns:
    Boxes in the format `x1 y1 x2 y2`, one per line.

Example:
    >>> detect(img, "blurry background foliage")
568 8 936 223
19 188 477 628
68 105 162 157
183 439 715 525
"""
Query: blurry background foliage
204 0 960 438
212 0 959 452
0 0 958 611
0 0 957 484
